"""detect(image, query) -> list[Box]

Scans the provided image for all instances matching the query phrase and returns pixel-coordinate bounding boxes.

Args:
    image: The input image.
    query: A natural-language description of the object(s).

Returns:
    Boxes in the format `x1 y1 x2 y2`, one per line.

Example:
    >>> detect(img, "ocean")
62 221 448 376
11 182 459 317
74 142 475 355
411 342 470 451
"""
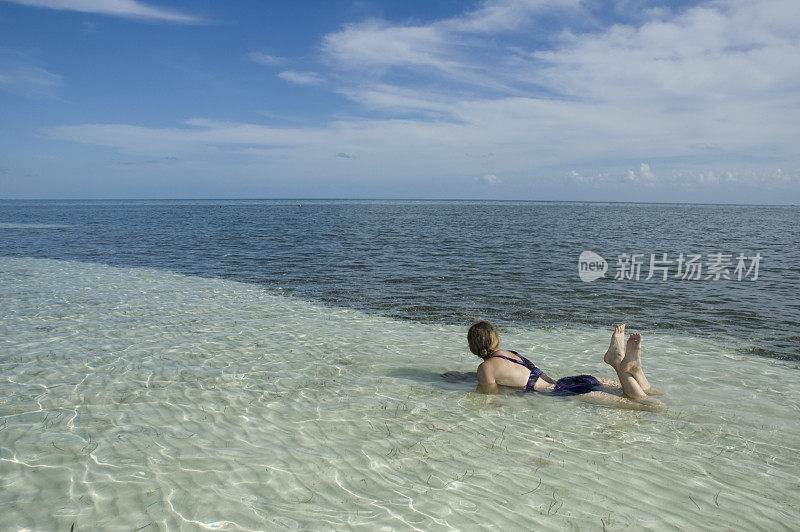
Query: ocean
1 200 798 530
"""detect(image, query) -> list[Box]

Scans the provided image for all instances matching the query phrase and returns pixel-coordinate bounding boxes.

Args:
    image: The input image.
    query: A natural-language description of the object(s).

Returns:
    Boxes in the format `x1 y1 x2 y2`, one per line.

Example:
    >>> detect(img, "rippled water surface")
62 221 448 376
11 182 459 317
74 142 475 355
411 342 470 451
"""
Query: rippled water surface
2 199 798 360
1 258 798 530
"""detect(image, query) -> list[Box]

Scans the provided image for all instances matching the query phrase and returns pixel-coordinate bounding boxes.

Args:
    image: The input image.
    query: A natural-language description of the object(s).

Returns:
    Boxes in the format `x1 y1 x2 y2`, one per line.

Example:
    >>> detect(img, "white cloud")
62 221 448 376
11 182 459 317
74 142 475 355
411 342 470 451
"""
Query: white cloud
39 0 800 201
445 0 580 34
0 52 62 97
639 163 656 182
1 0 201 23
323 20 452 71
337 84 456 115
531 1 800 106
248 52 284 66
320 1 580 95
323 0 800 128
773 168 788 183
640 163 655 181
696 169 740 185
43 114 798 202
323 0 579 72
625 163 656 183
567 169 592 184
277 70 323 85
43 91 796 184
477 173 499 185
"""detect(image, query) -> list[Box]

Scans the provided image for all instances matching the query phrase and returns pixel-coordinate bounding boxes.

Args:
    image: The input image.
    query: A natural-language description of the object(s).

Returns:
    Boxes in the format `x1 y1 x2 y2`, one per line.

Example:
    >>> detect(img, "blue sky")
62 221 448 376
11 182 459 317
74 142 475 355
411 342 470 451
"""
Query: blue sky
0 0 798 202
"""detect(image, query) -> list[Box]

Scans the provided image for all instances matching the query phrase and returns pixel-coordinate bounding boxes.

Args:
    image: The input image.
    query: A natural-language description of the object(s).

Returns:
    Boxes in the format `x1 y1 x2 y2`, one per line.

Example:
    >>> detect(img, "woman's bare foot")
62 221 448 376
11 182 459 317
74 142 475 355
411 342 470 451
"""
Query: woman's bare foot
603 324 646 400
604 324 626 368
621 333 652 393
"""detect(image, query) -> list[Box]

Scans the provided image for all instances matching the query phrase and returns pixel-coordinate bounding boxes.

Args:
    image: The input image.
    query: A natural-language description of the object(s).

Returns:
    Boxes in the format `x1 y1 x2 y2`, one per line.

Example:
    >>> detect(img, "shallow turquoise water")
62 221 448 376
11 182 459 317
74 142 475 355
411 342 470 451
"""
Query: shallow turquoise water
2 200 798 361
1 258 798 530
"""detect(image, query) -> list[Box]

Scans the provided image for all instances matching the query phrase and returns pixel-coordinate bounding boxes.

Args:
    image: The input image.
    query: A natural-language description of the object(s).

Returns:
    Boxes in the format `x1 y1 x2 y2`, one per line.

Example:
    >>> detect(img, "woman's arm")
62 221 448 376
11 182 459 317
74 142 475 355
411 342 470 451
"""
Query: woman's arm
476 364 499 394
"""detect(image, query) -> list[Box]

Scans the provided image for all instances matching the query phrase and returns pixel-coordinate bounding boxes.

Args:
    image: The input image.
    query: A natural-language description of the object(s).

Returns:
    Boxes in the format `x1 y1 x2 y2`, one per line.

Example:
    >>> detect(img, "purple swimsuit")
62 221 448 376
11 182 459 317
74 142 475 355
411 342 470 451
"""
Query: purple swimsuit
487 350 601 395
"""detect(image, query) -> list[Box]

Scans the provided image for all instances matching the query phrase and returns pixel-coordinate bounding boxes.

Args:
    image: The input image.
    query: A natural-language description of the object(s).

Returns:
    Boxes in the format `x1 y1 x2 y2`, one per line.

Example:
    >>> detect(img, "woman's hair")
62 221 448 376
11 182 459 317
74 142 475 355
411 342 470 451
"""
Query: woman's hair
467 320 498 358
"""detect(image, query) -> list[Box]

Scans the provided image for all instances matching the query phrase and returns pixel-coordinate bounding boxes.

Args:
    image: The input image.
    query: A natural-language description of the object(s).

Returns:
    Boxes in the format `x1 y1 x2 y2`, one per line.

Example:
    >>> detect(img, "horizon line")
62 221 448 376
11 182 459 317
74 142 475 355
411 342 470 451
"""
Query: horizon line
0 197 798 207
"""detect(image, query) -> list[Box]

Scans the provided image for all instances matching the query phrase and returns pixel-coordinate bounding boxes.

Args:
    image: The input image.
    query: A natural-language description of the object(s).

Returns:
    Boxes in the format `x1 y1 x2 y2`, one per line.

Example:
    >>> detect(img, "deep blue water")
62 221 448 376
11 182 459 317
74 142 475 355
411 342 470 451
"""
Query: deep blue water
1 199 798 360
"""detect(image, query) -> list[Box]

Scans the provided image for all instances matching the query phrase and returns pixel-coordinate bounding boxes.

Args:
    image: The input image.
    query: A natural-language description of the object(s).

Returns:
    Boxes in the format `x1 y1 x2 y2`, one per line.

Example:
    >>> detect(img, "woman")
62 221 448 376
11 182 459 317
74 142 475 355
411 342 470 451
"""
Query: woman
466 321 662 411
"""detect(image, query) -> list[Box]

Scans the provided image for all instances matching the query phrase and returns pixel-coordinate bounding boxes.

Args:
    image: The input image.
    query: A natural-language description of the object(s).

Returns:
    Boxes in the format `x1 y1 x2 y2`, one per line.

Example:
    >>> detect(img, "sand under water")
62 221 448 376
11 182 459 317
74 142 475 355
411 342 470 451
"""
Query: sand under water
1 257 798 530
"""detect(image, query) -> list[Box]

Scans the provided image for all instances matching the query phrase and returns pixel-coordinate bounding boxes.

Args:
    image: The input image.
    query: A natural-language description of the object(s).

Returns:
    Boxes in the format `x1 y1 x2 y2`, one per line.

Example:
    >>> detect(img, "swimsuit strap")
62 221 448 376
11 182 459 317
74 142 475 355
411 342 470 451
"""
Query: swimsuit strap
486 353 526 366
487 350 544 391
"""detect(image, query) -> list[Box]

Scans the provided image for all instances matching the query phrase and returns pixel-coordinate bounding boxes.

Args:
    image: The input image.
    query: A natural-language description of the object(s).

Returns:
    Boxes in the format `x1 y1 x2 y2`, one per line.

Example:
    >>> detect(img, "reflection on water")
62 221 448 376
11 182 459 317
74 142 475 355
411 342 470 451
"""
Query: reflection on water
1 258 797 530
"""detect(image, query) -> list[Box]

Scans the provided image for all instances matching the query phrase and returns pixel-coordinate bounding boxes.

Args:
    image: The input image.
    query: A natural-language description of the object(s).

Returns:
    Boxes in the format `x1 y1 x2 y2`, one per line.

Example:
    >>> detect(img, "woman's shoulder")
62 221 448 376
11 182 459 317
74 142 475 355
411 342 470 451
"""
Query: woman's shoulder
476 356 498 372
478 350 518 371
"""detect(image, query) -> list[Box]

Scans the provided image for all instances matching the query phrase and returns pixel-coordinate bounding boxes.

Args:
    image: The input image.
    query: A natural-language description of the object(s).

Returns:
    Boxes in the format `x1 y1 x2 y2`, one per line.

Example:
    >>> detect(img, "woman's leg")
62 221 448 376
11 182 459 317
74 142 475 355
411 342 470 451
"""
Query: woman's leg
574 389 665 412
620 332 652 393
604 324 647 400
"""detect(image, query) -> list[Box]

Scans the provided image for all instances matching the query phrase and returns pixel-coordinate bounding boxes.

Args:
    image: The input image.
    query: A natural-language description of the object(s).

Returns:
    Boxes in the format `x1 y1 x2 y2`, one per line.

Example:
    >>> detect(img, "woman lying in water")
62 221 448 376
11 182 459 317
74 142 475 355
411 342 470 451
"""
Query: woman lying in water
463 321 663 411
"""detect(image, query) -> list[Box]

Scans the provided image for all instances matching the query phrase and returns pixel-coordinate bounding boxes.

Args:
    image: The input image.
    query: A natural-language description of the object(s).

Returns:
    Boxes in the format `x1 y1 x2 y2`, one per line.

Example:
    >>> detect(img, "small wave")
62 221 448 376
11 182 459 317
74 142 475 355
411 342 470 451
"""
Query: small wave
734 345 799 361
0 222 70 229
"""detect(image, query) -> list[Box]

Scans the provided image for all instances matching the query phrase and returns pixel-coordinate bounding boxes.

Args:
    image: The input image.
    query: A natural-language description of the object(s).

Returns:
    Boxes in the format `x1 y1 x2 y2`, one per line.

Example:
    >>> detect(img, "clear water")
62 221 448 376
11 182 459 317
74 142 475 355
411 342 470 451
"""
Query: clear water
2 199 798 361
1 257 798 530
1 200 799 530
